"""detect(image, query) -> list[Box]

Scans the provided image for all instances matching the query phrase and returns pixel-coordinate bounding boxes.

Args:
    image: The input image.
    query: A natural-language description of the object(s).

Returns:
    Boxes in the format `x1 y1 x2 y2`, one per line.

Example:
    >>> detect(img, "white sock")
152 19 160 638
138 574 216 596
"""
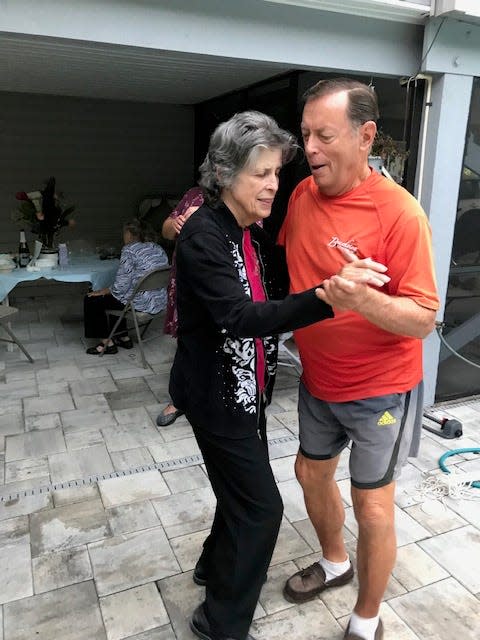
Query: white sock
348 612 380 640
318 555 350 582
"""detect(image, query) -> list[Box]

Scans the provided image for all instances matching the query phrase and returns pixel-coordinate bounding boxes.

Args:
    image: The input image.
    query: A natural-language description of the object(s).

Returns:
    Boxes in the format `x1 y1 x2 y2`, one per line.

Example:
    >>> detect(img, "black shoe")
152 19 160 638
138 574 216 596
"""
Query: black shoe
113 336 133 349
193 558 208 586
86 343 118 355
156 408 184 427
190 603 256 640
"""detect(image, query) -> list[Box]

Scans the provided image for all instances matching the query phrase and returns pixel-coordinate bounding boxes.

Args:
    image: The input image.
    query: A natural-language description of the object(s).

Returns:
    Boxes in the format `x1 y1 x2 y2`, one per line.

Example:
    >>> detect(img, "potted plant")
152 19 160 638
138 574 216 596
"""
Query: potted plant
369 130 408 184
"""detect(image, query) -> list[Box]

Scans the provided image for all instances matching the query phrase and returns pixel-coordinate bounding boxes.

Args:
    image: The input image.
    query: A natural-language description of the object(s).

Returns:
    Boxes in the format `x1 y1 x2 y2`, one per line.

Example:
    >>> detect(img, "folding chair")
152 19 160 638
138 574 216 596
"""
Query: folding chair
102 265 170 368
277 331 302 375
0 305 34 362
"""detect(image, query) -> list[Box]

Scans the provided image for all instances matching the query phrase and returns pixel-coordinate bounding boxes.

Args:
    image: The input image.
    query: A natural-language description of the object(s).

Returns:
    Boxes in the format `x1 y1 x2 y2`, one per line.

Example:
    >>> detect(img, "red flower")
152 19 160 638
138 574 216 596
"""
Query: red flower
16 192 29 201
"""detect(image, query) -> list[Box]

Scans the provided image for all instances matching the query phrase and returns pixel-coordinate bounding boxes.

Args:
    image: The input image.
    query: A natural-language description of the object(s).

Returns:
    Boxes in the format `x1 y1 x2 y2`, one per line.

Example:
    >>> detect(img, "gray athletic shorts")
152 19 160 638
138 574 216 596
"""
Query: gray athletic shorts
298 381 424 489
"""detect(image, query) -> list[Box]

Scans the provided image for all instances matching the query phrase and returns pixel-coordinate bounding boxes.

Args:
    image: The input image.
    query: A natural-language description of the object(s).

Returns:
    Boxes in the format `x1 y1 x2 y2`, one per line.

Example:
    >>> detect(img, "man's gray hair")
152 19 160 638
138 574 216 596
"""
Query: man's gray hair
199 110 297 206
303 78 379 127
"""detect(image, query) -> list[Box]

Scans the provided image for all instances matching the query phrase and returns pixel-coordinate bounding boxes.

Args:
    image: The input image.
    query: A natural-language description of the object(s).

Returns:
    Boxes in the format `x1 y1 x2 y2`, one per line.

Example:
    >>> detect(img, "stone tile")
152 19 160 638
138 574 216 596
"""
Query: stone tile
169 529 208 572
23 393 75 416
148 437 201 465
277 479 308 522
0 413 24 436
61 407 117 430
268 434 300 460
272 411 299 434
394 463 425 508
38 379 71 395
101 423 164 452
418 525 480 593
154 418 194 443
409 435 461 472
252 600 341 640
70 377 118 397
52 483 100 507
0 538 33 604
25 413 62 431
32 546 93 593
3 581 107 640
105 378 158 410
258 561 298 615
0 486 52 521
113 407 155 427
0 515 29 544
404 500 467 535
81 366 112 379
161 466 210 494
344 505 430 547
5 428 67 462
389 578 480 639
48 444 114 484
152 486 216 538
392 542 449 591
89 526 180 596
110 447 155 472
64 426 106 450
35 364 84 383
107 501 160 535
99 583 169 640
73 394 112 410
98 470 170 508
270 519 313 566
123 629 175 640
110 364 157 381
270 456 297 483
5 456 50 484
444 496 480 528
30 498 111 557
157 571 205 640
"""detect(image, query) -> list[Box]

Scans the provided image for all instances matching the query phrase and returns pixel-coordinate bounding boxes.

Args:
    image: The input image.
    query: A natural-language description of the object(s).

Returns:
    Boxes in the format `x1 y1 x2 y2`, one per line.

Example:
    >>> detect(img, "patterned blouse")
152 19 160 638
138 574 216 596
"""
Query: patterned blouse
111 241 169 314
163 186 204 336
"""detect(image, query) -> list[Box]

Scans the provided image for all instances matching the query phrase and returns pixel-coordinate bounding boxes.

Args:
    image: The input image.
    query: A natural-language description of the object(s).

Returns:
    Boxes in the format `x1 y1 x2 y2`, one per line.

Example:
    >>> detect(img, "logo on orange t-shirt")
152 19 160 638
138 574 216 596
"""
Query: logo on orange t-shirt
327 236 358 254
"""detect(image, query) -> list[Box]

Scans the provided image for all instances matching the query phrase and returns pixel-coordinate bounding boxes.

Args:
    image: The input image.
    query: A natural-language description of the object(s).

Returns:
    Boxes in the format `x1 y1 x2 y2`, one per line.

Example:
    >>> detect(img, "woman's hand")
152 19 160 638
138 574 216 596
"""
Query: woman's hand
315 247 390 312
87 287 110 297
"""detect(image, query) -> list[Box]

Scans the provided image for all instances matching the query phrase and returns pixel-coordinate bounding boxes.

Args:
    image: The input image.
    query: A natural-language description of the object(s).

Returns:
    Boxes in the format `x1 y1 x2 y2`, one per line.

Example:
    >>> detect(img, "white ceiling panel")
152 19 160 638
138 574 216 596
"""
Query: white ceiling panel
0 34 292 104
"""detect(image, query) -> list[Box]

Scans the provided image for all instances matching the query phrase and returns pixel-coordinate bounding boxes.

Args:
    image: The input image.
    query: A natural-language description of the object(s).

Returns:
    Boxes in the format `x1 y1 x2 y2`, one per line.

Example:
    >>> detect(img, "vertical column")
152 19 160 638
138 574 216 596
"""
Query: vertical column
416 73 474 404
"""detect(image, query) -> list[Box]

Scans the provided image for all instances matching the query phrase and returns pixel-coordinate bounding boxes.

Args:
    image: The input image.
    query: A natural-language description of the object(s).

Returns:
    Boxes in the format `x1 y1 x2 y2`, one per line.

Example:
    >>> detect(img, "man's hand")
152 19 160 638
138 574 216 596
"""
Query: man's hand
315 247 390 311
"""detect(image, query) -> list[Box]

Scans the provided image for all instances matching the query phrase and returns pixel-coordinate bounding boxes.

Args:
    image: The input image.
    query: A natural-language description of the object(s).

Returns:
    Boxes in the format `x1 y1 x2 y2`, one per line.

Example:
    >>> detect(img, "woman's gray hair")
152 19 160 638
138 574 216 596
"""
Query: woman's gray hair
199 110 298 206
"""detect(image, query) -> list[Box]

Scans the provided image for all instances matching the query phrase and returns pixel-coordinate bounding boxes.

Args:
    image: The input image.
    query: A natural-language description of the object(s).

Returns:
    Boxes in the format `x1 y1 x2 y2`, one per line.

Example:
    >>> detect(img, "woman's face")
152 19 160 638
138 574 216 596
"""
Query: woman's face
222 147 283 227
123 229 133 244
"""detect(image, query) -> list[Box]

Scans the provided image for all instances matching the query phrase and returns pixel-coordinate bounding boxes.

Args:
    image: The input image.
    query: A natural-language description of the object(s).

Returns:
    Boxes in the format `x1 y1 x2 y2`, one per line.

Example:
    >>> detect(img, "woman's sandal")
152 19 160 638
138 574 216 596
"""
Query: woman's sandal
86 342 118 355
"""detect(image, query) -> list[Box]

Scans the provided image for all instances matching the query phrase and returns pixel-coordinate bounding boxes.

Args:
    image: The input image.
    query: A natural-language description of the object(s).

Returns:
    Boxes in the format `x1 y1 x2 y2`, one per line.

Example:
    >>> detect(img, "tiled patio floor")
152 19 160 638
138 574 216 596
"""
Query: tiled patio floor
0 291 479 640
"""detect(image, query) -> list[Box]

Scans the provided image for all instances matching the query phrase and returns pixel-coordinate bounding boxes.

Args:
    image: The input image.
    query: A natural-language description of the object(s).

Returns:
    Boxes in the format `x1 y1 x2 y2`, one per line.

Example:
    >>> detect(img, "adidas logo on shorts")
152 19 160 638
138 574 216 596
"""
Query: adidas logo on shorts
377 411 397 426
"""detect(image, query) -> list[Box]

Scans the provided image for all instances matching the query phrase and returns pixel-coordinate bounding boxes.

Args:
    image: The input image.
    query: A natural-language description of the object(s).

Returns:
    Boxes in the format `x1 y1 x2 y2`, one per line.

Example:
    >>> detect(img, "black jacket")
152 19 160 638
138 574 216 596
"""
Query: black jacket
169 203 333 437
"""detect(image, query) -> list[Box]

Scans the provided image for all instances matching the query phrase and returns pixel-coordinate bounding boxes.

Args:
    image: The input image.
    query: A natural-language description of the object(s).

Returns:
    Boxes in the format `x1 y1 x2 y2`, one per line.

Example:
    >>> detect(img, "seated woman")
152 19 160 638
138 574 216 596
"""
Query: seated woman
84 218 168 354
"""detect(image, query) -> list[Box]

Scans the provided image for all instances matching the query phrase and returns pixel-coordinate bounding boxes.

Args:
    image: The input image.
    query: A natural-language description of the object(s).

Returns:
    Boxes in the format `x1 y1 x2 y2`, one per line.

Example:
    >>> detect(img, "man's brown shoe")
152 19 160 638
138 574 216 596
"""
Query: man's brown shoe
343 618 384 639
283 561 354 603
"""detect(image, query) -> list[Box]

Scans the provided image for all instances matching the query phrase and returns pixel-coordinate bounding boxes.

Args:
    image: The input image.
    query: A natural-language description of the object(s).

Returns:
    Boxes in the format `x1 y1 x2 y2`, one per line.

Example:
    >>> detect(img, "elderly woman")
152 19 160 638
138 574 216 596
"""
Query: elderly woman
169 111 333 640
84 218 168 354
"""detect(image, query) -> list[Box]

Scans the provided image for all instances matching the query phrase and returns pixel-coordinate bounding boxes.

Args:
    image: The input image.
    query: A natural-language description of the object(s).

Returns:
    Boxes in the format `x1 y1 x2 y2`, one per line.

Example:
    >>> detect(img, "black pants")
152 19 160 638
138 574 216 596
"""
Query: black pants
189 410 283 639
83 293 126 339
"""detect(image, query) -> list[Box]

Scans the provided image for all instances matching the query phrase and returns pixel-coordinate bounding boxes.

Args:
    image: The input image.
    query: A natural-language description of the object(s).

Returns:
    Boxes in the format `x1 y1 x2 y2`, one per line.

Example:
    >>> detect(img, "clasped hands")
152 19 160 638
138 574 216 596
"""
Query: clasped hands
315 247 390 312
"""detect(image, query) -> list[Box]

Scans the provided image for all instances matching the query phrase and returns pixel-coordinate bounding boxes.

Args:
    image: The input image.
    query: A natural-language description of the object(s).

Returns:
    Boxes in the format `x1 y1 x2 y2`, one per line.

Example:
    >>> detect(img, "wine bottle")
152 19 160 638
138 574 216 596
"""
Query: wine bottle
18 229 30 267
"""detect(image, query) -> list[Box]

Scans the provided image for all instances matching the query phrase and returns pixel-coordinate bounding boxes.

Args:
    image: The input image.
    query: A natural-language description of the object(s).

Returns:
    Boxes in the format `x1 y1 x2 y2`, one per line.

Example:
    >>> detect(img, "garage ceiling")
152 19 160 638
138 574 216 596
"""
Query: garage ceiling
0 33 293 104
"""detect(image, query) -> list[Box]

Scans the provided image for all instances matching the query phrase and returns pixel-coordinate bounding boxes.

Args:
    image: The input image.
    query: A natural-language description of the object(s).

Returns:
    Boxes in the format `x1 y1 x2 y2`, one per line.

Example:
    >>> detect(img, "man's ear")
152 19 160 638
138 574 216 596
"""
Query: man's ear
360 121 377 152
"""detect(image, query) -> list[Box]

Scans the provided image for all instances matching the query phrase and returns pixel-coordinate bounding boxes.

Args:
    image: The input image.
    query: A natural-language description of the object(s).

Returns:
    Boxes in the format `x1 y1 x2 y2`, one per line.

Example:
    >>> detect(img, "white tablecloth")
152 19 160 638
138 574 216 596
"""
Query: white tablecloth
0 256 119 302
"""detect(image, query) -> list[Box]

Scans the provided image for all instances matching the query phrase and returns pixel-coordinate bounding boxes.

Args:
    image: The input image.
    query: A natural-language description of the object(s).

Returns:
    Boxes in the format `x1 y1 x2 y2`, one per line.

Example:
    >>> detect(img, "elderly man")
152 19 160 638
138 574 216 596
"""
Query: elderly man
278 78 439 640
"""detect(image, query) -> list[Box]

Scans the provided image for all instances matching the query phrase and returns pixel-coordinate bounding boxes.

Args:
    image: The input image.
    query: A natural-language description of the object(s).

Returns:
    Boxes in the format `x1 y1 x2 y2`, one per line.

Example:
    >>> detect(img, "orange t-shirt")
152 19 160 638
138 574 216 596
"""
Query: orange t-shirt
278 171 439 402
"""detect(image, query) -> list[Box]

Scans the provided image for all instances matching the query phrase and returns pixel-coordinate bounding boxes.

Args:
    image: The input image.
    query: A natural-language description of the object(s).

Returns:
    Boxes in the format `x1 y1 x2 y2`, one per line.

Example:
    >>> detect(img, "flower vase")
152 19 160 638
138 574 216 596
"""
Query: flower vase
37 235 59 268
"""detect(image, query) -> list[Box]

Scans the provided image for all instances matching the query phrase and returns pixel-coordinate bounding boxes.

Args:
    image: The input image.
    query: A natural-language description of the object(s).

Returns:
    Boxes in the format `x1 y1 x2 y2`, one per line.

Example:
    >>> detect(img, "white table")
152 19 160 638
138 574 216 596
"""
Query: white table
0 255 119 303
